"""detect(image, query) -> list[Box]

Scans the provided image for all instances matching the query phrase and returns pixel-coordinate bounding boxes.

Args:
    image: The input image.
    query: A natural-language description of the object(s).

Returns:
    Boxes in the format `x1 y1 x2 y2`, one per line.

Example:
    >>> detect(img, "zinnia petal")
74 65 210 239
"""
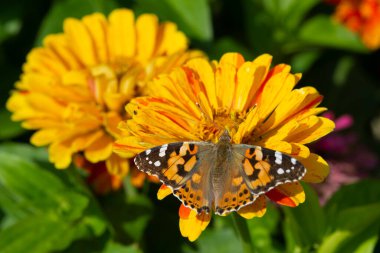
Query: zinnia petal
266 182 305 207
237 195 266 219
157 184 172 200
179 204 211 242
300 153 330 183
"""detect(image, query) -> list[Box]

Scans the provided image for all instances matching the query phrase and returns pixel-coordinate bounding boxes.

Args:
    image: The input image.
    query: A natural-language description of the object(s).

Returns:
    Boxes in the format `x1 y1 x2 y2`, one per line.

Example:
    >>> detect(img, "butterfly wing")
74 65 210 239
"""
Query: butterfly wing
212 149 259 215
134 141 215 213
213 145 306 215
233 145 307 195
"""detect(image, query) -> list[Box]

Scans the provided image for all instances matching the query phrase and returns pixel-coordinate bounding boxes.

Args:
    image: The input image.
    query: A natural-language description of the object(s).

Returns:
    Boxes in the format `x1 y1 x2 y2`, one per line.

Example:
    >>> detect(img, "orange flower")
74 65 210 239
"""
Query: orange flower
332 0 380 49
6 8 202 187
114 53 334 241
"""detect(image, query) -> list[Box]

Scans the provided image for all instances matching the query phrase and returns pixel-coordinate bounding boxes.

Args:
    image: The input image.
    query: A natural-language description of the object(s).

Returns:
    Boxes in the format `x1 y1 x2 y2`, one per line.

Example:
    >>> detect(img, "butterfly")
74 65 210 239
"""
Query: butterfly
134 130 306 215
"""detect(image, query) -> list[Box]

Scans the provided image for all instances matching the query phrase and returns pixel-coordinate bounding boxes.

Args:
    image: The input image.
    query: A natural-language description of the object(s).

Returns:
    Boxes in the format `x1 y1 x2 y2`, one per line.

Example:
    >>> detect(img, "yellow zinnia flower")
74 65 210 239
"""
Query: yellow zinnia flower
114 52 335 241
6 8 201 187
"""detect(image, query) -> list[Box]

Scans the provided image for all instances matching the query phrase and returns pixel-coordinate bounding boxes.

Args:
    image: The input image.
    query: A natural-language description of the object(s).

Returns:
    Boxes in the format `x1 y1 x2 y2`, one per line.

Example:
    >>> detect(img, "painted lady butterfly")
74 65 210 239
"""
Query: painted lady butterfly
134 130 306 215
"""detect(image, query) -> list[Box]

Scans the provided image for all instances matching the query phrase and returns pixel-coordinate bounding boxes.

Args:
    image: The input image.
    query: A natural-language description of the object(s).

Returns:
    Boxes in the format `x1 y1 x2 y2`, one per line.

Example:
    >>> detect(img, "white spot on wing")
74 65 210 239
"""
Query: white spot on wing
277 168 284 174
291 158 297 165
145 149 151 155
255 149 263 160
179 143 187 154
145 157 149 160
159 151 166 157
286 169 291 173
275 151 282 165
148 161 152 164
154 161 161 167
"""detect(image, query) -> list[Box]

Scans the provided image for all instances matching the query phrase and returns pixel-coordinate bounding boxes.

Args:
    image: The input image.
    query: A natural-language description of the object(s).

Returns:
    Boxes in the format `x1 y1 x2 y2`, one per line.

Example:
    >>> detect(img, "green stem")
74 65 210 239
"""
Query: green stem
232 213 257 253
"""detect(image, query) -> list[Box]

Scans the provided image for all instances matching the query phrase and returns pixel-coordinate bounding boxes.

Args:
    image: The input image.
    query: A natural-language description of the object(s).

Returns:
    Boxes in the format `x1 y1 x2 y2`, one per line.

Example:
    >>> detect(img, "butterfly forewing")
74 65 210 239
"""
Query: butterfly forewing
134 142 210 188
233 145 307 195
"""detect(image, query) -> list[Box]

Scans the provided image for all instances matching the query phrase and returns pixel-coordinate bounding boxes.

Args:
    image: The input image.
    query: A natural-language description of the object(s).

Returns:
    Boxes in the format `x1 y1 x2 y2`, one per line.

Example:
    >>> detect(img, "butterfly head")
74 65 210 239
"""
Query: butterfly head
218 129 231 144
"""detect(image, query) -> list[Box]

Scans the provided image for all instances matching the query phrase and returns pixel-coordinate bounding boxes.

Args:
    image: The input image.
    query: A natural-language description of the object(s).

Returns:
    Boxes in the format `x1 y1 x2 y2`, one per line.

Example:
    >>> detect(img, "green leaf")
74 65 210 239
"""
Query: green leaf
0 151 107 252
0 109 24 140
100 190 153 243
318 203 380 253
332 56 355 87
299 15 368 52
120 196 153 242
207 37 254 60
246 204 282 253
277 0 319 30
318 180 380 253
290 50 321 73
352 235 379 253
36 0 119 46
134 0 212 42
0 19 22 44
0 2 23 44
242 0 279 55
0 142 48 163
0 151 88 219
0 213 102 253
103 241 142 253
251 0 319 30
325 180 380 219
242 0 319 57
341 226 379 253
183 221 243 253
283 184 325 252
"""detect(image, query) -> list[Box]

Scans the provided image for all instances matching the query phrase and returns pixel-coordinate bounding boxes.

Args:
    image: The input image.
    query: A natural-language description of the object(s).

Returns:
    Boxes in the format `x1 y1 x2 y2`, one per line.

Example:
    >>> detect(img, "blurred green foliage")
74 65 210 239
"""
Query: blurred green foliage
0 0 379 252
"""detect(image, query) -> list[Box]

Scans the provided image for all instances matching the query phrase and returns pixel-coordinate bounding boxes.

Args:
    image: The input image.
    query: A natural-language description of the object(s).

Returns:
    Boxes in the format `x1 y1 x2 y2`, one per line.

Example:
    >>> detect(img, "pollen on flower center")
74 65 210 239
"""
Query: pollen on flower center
199 111 246 143
109 57 142 80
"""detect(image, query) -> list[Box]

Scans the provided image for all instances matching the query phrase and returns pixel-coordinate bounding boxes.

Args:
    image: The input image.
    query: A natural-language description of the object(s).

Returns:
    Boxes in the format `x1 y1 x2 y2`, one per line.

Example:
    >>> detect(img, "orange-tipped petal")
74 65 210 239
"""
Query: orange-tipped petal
157 184 172 200
266 182 305 207
179 205 211 241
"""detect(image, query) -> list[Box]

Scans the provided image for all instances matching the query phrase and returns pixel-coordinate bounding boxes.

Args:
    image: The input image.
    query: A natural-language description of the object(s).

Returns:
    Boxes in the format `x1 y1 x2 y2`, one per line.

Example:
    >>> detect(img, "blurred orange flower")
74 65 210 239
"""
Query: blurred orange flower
332 0 380 49
114 53 334 241
6 8 201 189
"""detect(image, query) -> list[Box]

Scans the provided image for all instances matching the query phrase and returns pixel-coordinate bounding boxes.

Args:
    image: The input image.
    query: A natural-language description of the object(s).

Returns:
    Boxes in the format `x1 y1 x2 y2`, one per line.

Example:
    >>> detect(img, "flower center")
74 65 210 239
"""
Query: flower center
88 58 144 114
200 110 245 142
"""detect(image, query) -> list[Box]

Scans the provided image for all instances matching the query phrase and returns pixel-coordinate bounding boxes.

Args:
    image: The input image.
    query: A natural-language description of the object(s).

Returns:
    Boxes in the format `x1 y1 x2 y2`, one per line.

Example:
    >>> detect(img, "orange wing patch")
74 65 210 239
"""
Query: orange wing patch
174 179 209 213
215 182 257 215
162 145 199 185
244 157 275 194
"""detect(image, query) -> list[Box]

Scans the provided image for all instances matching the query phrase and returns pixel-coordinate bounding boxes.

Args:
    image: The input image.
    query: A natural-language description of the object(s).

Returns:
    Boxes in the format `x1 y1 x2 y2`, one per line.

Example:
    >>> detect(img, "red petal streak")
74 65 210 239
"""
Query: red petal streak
179 204 192 218
266 188 297 207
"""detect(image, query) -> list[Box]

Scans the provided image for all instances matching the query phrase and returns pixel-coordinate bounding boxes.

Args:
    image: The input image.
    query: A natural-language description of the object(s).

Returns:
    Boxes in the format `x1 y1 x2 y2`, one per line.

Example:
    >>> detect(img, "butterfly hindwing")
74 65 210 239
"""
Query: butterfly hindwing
234 145 307 195
214 176 258 215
